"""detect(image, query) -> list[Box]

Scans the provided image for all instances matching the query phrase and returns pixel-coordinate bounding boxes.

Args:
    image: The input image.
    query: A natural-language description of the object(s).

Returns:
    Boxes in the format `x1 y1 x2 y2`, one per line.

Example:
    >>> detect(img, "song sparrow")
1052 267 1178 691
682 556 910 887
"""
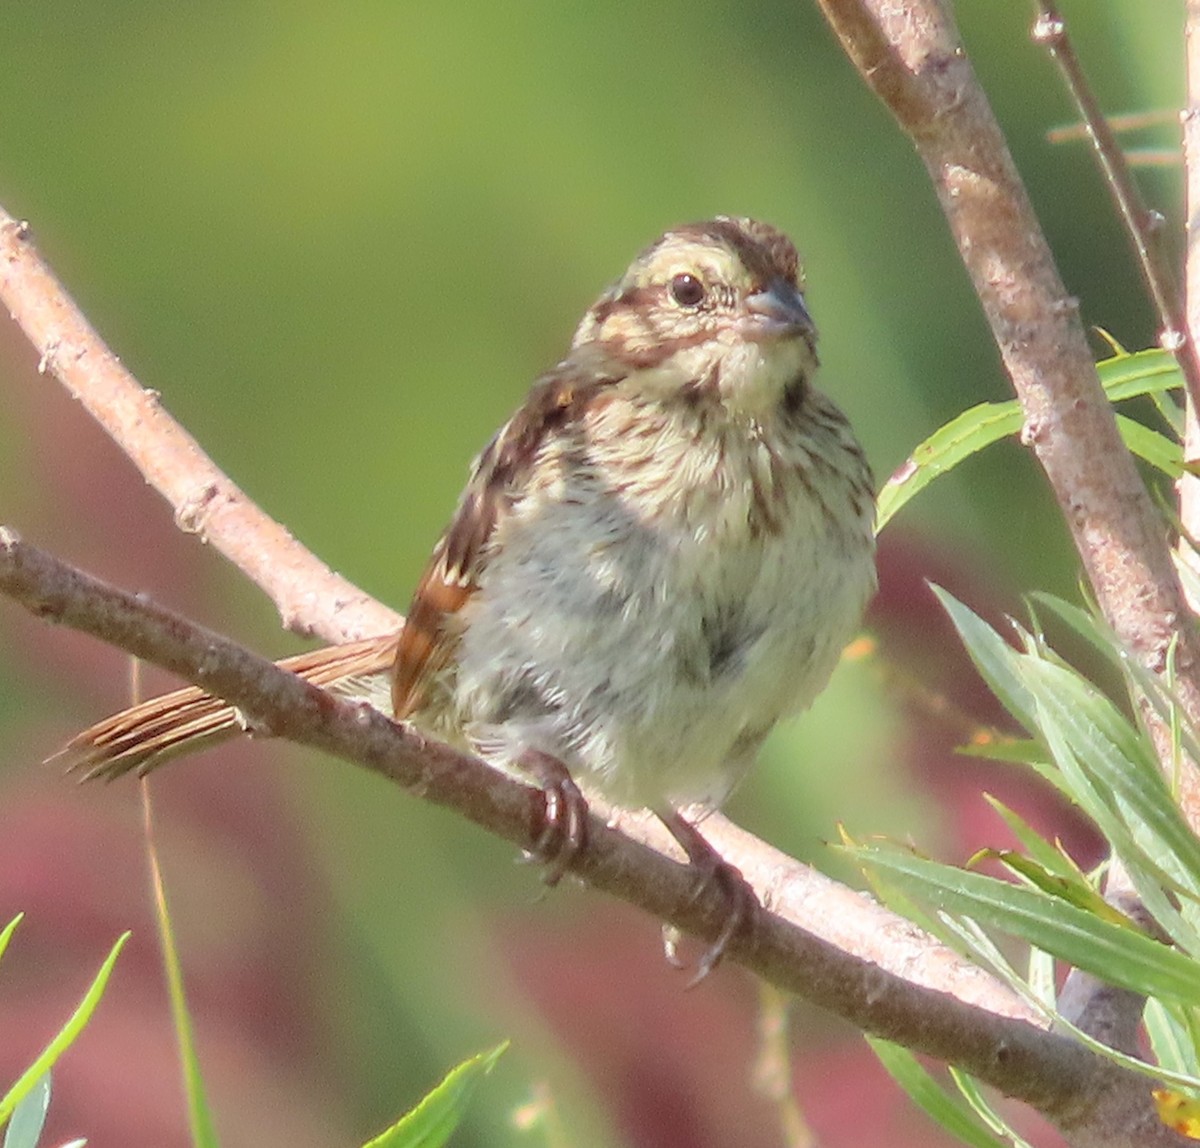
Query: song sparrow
58 217 877 975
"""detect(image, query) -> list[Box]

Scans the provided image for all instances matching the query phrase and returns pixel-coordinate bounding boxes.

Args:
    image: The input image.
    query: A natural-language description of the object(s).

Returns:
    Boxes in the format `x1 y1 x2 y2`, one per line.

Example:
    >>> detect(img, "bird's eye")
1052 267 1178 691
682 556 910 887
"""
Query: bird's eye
669 273 706 308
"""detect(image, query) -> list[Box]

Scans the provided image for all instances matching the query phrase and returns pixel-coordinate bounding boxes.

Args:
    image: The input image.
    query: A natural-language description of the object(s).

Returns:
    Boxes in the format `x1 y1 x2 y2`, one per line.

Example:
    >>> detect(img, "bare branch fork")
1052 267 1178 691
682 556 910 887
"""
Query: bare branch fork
0 5 1193 1144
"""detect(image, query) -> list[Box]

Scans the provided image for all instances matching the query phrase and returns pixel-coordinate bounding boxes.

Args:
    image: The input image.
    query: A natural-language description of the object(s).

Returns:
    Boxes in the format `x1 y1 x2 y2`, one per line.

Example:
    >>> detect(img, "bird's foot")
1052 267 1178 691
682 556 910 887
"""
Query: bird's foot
521 749 588 886
659 810 758 986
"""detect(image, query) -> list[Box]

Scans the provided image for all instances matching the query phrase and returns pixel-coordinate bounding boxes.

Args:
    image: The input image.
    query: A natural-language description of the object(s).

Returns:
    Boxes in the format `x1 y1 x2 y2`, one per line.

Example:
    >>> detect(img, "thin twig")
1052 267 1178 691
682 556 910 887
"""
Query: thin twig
0 210 400 645
1181 0 1200 596
1032 1 1200 410
1047 109 1178 144
0 525 1178 1144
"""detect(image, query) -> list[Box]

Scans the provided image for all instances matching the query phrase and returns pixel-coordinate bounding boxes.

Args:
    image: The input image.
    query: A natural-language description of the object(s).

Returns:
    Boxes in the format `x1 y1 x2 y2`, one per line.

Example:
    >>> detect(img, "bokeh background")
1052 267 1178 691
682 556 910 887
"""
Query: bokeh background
0 3 1182 1146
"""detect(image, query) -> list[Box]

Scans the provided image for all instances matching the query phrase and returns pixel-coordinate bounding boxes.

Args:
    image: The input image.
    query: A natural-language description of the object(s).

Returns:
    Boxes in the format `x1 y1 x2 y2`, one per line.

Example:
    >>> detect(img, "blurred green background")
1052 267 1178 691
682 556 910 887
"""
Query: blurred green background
0 2 1183 1146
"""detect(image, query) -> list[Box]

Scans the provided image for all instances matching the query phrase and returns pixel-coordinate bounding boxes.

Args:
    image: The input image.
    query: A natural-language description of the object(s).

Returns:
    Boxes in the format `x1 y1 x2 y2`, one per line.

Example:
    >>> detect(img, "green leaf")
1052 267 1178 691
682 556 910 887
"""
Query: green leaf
944 916 1200 1094
1096 347 1183 401
0 932 129 1128
974 850 1132 927
838 827 952 942
1146 999 1200 1079
947 1068 1036 1148
0 917 23 966
1031 646 1200 949
982 796 1084 885
1023 593 1124 672
145 809 219 1148
877 401 1021 532
1026 946 1057 1012
3 1074 50 1148
867 1039 1008 1148
937 589 1200 947
1115 414 1185 478
855 845 1200 1009
362 1043 508 1148
956 737 1046 767
1025 594 1200 773
1102 629 1200 788
1024 658 1200 896
932 587 1038 733
877 348 1184 531
1024 593 1200 787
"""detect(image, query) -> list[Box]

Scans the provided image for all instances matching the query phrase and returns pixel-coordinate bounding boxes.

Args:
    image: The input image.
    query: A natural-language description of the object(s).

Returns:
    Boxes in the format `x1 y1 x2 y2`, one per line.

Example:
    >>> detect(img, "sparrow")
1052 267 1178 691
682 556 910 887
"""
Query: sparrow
57 217 877 977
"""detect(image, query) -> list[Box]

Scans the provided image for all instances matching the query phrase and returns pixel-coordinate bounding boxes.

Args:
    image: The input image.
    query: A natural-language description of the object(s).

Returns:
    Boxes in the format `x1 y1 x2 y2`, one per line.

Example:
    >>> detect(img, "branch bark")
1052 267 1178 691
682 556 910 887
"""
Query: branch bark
0 527 1181 1146
0 212 399 646
814 0 1200 819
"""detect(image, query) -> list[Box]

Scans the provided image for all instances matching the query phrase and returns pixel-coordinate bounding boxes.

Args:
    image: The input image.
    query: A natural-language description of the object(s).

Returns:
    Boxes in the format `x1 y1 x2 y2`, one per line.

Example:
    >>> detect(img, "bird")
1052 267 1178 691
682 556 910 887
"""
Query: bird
56 217 877 977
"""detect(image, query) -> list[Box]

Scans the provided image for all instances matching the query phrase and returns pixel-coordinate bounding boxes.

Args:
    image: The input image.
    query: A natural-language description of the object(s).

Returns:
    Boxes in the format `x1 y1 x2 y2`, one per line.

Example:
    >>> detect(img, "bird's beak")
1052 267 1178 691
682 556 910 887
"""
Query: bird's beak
741 279 815 345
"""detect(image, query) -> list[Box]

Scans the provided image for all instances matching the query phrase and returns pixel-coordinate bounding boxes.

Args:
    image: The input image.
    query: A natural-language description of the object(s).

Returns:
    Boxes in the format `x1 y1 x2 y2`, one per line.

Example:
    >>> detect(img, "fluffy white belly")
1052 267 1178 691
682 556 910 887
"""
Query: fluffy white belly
451 451 875 810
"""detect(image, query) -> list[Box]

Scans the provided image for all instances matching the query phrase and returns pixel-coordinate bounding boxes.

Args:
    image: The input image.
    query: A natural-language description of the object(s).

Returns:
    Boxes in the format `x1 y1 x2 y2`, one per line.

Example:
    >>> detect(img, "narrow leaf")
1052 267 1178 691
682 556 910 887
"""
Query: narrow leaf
932 588 1037 732
975 850 1132 926
877 349 1183 530
856 845 1200 1008
948 1068 1036 1148
1025 659 1200 892
1026 947 1057 1011
982 796 1083 884
867 1039 1007 1148
3 1074 50 1148
0 917 22 967
1115 414 1185 477
943 917 1200 1093
877 402 1020 531
957 736 1046 767
142 790 220 1148
1096 347 1183 399
362 1043 508 1148
1146 1000 1200 1079
0 933 129 1127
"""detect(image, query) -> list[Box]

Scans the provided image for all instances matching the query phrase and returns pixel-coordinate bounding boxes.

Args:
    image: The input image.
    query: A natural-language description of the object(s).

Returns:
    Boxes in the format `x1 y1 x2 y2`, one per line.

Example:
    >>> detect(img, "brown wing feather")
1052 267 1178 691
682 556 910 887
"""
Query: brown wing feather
56 635 397 780
391 356 615 719
59 355 613 776
390 547 474 720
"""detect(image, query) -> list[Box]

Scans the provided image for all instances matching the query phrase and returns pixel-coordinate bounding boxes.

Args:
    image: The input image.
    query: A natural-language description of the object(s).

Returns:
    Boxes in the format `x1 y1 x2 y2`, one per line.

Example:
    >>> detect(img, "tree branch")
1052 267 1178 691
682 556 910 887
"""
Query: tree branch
1032 1 1200 405
813 0 1200 823
0 527 1180 1145
0 210 399 645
